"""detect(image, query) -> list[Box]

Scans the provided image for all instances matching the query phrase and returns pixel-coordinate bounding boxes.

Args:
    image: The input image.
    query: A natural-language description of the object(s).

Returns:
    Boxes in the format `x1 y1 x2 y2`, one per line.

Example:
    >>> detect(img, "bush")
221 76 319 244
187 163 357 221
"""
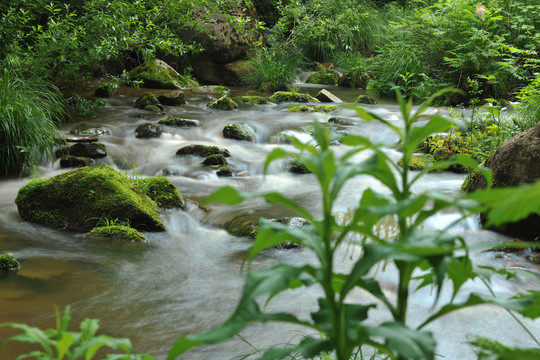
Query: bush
0 62 65 176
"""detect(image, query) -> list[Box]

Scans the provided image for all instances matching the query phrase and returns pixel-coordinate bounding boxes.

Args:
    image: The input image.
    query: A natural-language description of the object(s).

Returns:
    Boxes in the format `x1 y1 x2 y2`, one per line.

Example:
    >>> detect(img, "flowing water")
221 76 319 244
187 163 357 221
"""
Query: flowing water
1 84 539 359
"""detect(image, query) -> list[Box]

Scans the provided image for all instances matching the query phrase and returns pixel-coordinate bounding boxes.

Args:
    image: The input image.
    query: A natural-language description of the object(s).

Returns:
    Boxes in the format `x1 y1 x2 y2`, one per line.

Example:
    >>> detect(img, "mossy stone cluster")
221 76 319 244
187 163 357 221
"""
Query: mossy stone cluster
270 91 320 103
135 123 163 139
202 154 228 167
287 105 337 113
355 95 377 105
288 159 312 174
142 176 184 209
226 215 260 239
207 96 238 110
158 117 198 127
176 144 230 157
305 69 340 85
234 96 269 105
128 59 197 89
223 123 254 141
15 166 165 232
86 226 146 243
397 157 430 171
135 93 164 112
0 253 21 271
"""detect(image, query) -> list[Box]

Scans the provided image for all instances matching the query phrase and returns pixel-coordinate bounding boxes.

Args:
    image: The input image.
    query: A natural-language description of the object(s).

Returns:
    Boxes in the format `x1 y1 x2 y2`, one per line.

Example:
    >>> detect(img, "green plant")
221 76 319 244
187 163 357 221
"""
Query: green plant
1 306 153 359
166 90 540 360
0 62 65 176
68 94 105 117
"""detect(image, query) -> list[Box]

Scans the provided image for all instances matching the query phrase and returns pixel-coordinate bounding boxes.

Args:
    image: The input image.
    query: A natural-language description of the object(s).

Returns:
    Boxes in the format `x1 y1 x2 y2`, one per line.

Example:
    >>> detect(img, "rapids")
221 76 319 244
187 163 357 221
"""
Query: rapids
1 85 539 359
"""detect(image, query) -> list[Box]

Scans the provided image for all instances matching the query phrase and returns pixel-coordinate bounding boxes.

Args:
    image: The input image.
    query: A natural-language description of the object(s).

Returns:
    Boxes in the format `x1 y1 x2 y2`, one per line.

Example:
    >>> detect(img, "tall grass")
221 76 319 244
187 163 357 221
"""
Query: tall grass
0 61 65 176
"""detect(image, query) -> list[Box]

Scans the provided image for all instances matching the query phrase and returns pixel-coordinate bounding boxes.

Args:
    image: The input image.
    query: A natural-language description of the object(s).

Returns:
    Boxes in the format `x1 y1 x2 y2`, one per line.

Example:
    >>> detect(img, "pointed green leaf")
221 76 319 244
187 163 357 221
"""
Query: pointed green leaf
202 186 252 205
264 147 295 175
366 322 435 360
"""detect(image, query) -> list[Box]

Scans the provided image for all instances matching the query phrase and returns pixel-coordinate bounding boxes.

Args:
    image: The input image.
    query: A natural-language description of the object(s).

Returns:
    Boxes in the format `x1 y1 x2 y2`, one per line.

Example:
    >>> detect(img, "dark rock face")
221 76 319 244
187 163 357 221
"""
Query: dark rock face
207 96 238 110
181 3 263 84
158 91 186 106
176 144 230 157
135 93 164 111
60 155 93 168
462 121 540 240
223 123 254 141
129 59 197 89
202 154 228 167
135 123 163 139
94 84 116 97
70 123 110 136
158 117 199 127
68 142 107 158
15 166 165 232
355 95 377 105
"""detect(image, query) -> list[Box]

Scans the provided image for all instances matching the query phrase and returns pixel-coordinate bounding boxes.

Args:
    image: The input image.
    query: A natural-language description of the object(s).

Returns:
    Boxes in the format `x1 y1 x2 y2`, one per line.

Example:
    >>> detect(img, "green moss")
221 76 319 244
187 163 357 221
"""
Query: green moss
0 253 21 271
86 225 146 243
312 105 337 113
270 91 320 103
128 59 198 89
207 96 238 110
288 159 312 174
305 69 340 85
15 166 164 232
226 215 260 239
176 144 230 157
217 166 233 177
234 96 269 105
223 123 254 141
397 157 429 171
142 177 183 209
355 95 376 105
135 93 164 111
202 154 229 167
287 105 310 112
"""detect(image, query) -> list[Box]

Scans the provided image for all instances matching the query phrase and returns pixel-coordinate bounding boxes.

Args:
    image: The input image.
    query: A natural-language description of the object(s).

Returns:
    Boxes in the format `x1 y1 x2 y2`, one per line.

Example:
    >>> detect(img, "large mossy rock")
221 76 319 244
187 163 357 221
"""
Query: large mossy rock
135 93 164 111
142 176 184 209
462 122 540 240
176 144 230 157
129 59 197 89
207 96 238 110
15 166 165 232
223 123 254 141
305 69 340 85
0 253 21 271
135 122 163 138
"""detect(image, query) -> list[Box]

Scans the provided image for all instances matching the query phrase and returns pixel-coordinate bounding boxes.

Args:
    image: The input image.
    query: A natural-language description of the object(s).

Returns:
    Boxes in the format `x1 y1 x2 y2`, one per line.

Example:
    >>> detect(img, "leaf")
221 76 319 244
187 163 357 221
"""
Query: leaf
0 323 54 356
258 336 332 360
202 185 252 205
366 322 435 360
263 147 294 175
340 104 403 138
260 192 314 222
471 337 540 359
405 114 454 158
56 332 75 359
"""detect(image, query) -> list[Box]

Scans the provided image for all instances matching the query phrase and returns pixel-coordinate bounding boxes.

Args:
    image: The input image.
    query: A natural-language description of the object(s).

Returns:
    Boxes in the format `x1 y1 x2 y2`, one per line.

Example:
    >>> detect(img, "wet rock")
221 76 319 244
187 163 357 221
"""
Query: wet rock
135 123 163 139
288 159 311 174
0 253 21 271
94 84 117 98
70 123 110 136
135 93 165 111
355 95 377 105
306 69 340 85
158 117 199 127
142 176 184 209
202 154 229 167
15 166 165 232
216 166 233 177
128 59 197 89
65 135 100 143
85 225 146 243
60 155 93 169
269 91 319 103
463 121 540 240
315 89 342 103
176 144 230 157
207 96 238 110
192 85 230 95
397 157 430 171
223 123 254 141
68 142 107 159
328 117 355 126
158 91 186 106
234 96 269 105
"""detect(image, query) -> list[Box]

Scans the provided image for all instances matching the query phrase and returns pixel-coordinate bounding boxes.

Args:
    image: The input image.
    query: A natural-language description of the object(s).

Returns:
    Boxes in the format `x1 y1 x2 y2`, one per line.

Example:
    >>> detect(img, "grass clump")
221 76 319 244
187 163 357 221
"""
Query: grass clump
86 225 146 243
0 63 65 176
0 252 21 271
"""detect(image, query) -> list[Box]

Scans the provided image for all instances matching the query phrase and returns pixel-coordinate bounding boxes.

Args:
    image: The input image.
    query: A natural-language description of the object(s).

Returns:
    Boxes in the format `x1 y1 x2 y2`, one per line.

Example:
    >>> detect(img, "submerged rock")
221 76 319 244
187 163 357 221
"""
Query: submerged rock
270 91 320 103
176 144 230 157
129 59 197 89
462 121 540 240
85 225 146 243
15 166 165 232
216 166 233 177
66 142 107 159
202 154 229 167
288 159 312 174
60 155 93 169
158 91 186 106
223 123 254 141
0 253 21 271
158 117 199 127
234 96 269 105
135 93 164 111
142 176 184 209
355 95 377 105
135 123 163 138
70 123 110 136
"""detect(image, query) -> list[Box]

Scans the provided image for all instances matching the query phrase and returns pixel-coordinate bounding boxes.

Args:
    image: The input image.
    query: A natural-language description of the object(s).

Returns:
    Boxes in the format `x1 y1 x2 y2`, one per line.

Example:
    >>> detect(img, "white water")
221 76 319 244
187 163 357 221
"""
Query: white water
0 86 539 359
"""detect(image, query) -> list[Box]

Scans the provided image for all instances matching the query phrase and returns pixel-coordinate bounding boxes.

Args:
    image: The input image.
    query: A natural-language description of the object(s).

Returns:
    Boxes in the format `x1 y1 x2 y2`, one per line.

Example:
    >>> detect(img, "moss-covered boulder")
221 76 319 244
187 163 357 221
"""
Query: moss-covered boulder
226 215 260 239
270 91 320 103
157 91 186 106
15 166 165 232
202 154 229 167
0 253 21 271
287 105 310 112
129 59 197 89
142 176 184 209
397 157 430 171
462 122 540 240
64 142 107 159
135 123 163 139
355 95 377 105
158 117 199 127
207 96 238 110
223 123 254 141
135 93 164 111
176 144 230 157
234 96 269 105
288 159 312 174
86 225 146 243
216 166 233 177
60 155 93 169
306 69 340 85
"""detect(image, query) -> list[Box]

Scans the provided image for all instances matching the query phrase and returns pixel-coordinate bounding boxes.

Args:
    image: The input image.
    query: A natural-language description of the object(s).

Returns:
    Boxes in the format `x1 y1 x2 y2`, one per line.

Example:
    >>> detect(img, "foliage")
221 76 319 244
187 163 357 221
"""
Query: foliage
0 306 153 359
165 91 540 360
0 61 65 177
0 252 21 271
242 47 305 92
516 73 540 127
67 95 105 117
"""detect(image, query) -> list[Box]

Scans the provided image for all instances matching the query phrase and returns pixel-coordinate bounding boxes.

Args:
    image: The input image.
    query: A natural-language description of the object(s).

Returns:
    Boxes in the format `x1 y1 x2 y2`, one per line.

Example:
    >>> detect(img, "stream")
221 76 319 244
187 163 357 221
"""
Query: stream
1 84 539 359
